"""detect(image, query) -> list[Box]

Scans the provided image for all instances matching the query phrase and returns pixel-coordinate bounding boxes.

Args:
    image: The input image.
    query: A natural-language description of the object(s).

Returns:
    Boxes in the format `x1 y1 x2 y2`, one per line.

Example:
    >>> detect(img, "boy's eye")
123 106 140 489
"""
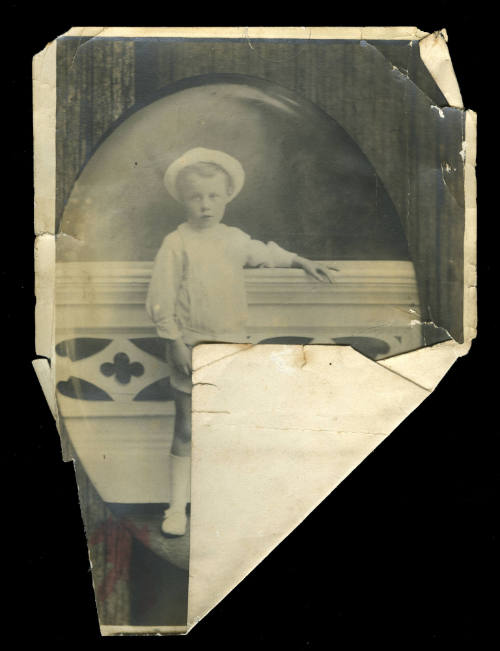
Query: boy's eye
209 193 219 199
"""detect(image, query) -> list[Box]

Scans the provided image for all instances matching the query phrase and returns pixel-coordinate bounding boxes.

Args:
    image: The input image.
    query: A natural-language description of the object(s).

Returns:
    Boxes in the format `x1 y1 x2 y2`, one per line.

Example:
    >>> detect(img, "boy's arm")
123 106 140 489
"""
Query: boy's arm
245 237 296 268
245 237 334 283
291 255 335 283
146 238 191 376
147 241 192 374
146 239 183 341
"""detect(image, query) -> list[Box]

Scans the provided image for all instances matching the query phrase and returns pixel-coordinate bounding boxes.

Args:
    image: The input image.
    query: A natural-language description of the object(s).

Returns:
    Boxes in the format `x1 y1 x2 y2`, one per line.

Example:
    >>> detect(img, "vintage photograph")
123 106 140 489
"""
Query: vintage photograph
39 27 472 632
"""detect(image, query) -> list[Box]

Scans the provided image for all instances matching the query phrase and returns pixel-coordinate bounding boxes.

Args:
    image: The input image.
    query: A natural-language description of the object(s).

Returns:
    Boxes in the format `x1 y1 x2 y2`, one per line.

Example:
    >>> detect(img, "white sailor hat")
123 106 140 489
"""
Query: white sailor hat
164 147 245 202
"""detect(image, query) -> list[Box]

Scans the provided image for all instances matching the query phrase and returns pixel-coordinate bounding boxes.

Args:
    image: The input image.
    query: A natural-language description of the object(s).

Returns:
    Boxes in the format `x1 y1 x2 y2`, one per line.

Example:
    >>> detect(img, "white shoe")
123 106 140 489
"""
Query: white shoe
161 508 187 536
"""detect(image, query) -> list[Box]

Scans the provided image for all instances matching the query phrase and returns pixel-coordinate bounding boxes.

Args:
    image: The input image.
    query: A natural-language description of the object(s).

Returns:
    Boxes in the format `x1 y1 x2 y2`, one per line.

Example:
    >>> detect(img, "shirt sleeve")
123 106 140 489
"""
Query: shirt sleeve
245 236 297 268
146 235 183 340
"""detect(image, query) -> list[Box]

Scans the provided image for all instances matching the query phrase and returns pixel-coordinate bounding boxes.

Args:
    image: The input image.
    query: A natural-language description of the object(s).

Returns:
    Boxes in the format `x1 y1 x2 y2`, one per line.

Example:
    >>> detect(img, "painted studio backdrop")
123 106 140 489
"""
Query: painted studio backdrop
54 35 467 627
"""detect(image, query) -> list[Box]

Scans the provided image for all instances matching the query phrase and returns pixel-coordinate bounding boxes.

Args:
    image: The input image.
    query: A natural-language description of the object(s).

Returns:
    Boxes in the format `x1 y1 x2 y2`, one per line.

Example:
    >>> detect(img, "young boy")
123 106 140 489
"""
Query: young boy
147 147 332 536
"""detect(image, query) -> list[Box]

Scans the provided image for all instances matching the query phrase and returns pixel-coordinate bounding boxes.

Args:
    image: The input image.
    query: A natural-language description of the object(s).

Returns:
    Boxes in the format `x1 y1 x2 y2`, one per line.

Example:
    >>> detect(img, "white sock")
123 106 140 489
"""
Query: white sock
168 453 191 513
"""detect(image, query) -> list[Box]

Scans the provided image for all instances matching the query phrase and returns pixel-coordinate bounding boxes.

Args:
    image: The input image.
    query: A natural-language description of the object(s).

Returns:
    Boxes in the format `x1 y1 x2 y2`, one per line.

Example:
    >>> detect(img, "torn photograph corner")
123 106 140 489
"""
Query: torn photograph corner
32 26 476 636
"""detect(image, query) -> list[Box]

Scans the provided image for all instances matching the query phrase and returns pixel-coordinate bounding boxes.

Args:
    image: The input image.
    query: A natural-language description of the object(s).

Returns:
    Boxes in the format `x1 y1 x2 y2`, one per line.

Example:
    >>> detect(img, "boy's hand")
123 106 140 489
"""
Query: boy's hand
168 339 192 376
294 256 337 283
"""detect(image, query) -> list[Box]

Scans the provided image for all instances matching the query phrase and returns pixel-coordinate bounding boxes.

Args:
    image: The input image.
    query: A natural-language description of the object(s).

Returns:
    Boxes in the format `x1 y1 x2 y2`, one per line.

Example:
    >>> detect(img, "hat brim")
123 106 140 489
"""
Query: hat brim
164 147 245 202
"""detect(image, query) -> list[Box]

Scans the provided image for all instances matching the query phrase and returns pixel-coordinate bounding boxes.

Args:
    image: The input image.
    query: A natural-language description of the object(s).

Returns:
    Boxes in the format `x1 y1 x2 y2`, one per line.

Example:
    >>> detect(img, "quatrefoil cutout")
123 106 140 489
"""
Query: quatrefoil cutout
100 352 145 385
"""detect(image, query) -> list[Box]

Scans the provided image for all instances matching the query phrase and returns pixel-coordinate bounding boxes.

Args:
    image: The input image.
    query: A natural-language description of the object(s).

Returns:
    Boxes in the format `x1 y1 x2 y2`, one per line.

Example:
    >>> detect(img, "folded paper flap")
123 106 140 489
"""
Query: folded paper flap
193 344 431 428
419 30 464 109
188 343 436 630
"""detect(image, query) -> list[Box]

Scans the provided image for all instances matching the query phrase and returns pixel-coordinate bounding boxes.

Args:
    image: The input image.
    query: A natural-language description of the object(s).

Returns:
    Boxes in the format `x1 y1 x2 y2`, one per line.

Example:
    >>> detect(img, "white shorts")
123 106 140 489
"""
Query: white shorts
169 344 193 395
169 365 193 394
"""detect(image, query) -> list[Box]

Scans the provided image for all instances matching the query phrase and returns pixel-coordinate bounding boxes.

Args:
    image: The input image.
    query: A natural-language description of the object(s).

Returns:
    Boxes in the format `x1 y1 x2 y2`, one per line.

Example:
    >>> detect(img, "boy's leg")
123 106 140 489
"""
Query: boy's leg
172 390 192 457
162 389 192 536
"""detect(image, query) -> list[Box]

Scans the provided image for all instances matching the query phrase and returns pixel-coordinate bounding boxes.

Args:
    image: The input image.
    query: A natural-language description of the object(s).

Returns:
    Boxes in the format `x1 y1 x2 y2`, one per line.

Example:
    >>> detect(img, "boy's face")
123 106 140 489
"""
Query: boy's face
179 172 230 230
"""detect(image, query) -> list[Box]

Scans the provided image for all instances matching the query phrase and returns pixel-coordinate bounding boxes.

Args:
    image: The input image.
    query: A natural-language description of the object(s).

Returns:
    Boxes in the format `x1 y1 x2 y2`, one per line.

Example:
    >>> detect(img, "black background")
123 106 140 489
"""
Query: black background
7 2 496 646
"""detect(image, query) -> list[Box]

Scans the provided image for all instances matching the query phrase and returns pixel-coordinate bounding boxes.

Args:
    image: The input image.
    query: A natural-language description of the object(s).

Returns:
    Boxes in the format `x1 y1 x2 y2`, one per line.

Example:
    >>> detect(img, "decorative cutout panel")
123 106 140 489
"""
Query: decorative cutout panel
57 377 113 401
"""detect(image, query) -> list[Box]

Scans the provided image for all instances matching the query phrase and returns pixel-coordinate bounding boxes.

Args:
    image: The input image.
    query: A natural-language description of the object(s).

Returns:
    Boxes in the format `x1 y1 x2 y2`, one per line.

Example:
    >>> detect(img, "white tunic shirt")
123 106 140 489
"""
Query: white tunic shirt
146 222 296 344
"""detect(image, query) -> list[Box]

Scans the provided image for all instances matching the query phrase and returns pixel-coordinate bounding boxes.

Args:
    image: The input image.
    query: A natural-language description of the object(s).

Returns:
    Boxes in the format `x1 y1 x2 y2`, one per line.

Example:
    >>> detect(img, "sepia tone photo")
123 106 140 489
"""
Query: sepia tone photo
33 27 475 634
